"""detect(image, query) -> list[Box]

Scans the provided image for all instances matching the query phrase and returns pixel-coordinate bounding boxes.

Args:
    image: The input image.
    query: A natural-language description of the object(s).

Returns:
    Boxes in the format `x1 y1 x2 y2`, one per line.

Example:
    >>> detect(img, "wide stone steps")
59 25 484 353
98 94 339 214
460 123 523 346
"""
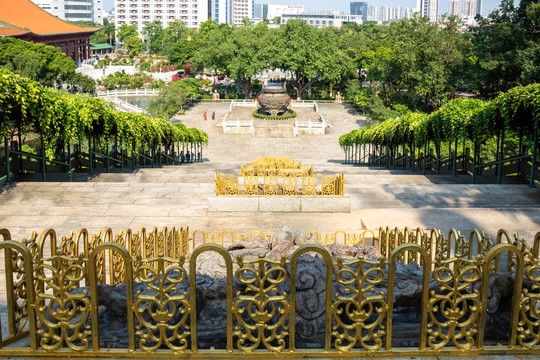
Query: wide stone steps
3 181 538 210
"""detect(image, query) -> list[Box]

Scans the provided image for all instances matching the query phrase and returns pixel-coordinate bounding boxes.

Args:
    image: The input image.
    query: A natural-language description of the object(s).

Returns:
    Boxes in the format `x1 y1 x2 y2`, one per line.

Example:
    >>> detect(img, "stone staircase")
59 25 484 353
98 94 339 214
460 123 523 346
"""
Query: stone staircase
1 102 539 242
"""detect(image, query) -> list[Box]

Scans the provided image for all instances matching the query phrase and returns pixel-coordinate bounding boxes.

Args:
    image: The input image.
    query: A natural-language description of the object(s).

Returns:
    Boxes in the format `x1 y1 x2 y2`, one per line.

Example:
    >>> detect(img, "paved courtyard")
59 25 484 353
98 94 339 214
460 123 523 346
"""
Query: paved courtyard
0 102 538 244
0 101 539 358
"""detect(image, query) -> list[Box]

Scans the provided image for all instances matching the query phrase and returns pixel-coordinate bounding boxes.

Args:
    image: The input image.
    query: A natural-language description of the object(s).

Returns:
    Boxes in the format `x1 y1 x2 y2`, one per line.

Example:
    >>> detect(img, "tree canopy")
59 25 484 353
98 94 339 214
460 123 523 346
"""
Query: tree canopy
0 69 208 159
0 37 76 85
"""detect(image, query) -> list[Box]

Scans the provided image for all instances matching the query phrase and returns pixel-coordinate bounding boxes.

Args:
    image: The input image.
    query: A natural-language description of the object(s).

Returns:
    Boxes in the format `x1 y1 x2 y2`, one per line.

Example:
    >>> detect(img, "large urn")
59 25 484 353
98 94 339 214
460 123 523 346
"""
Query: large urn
257 82 290 116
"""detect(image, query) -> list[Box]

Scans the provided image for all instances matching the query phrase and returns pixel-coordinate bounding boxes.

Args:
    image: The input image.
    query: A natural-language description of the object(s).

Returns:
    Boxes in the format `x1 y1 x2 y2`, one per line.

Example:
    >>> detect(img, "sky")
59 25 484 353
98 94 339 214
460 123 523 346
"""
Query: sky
103 0 507 17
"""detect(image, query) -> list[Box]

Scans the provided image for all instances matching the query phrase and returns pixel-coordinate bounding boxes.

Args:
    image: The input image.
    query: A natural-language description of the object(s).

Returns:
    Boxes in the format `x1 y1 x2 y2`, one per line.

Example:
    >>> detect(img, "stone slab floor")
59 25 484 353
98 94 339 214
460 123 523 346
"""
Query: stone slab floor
1 102 538 242
0 102 539 358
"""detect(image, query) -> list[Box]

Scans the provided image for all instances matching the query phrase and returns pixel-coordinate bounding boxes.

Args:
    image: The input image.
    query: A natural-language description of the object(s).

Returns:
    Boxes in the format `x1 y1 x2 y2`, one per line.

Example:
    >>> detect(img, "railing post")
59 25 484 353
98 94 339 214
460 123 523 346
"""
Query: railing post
453 138 458 177
142 148 145 168
131 141 136 171
4 131 11 185
120 138 124 173
498 127 505 184
412 139 416 172
67 143 72 183
40 131 46 181
402 137 406 170
436 140 441 176
88 134 93 175
151 147 155 168
423 142 427 175
530 120 538 188
106 140 110 173
472 142 478 184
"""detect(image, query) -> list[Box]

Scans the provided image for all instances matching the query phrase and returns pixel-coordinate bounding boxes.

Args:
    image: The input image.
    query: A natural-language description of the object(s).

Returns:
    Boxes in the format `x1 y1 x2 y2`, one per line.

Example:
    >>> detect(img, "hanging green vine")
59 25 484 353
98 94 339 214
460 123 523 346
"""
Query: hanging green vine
0 69 208 159
339 84 539 149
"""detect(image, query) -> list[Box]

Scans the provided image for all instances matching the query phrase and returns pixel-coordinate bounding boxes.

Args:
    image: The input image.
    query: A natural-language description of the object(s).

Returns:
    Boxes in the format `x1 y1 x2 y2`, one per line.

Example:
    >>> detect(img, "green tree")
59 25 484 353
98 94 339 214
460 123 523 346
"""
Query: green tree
64 72 96 93
195 23 269 97
371 15 468 109
467 0 540 98
90 31 108 44
117 24 138 43
148 78 202 118
162 20 190 55
271 20 353 100
0 37 76 86
124 36 143 57
168 31 203 67
143 20 164 54
103 18 116 46
199 19 219 37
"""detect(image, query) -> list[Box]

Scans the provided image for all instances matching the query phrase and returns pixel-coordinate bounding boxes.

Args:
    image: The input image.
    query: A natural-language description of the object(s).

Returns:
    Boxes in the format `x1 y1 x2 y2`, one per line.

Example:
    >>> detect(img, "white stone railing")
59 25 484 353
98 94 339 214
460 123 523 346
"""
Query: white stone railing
230 100 258 111
222 118 254 128
293 118 326 137
107 97 145 114
290 101 316 108
96 88 159 98
222 116 254 135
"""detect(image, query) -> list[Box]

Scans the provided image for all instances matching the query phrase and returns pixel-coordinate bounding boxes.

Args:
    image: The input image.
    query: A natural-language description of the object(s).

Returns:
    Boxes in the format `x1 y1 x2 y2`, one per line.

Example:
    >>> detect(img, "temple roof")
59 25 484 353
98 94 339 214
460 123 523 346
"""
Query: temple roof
0 0 100 37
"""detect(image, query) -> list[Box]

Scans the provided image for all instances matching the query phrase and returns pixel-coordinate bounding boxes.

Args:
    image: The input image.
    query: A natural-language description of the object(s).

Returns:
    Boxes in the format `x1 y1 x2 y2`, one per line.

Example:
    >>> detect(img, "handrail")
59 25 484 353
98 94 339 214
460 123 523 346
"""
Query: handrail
0 225 537 356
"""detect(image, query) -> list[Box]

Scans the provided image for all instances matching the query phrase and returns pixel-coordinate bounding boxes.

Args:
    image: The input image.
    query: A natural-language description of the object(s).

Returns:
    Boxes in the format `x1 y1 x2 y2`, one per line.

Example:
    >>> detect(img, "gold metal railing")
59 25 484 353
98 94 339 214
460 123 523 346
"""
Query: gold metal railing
0 226 538 357
240 164 313 176
215 173 345 196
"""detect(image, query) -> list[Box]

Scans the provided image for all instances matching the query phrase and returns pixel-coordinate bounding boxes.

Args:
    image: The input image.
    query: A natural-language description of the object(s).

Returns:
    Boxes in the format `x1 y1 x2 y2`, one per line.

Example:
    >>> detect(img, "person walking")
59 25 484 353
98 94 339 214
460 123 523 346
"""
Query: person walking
186 151 191 163
203 112 207 121
212 111 215 120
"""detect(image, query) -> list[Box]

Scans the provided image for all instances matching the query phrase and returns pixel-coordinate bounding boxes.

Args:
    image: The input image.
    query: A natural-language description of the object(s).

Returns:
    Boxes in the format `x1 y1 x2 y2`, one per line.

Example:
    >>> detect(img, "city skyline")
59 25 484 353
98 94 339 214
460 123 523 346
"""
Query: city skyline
103 0 514 18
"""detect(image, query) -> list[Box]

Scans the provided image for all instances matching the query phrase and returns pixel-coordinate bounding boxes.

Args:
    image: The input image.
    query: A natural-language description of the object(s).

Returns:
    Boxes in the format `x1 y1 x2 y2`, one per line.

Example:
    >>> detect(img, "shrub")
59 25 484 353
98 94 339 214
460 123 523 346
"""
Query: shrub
252 109 297 120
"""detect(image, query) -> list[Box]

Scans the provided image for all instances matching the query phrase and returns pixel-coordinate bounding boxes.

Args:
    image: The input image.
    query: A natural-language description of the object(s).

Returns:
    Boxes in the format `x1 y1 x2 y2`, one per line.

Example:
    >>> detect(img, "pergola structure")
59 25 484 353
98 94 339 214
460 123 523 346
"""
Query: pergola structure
0 0 100 63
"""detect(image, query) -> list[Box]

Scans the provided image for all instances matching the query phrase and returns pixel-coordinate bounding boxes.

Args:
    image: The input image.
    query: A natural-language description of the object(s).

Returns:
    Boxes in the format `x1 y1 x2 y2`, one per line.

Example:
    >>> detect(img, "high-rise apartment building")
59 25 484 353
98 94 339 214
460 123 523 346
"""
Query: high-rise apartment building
34 0 105 24
464 0 482 17
208 0 227 24
207 0 254 25
114 0 208 33
281 12 363 29
449 0 460 16
350 2 368 22
265 4 304 20
420 0 438 22
367 5 412 22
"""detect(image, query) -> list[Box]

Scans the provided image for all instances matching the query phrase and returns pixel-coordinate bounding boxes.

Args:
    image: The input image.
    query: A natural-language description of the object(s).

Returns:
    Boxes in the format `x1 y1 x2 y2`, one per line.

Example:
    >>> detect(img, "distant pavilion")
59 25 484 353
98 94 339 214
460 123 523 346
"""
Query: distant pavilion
0 0 100 62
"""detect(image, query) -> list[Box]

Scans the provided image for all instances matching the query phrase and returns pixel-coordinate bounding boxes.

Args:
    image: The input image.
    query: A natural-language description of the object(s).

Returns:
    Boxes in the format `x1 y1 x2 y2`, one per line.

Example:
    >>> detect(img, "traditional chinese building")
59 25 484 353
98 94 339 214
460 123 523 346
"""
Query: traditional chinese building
0 0 100 62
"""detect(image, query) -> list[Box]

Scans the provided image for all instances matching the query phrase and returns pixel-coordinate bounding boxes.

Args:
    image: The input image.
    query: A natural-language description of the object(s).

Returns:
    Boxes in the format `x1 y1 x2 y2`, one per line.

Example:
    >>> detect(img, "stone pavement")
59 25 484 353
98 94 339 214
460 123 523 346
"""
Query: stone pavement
0 102 539 243
0 102 539 358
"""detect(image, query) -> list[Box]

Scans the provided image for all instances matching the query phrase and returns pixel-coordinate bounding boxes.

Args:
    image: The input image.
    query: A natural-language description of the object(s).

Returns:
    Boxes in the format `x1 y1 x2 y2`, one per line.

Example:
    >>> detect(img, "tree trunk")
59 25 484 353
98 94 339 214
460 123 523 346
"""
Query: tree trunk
240 78 251 99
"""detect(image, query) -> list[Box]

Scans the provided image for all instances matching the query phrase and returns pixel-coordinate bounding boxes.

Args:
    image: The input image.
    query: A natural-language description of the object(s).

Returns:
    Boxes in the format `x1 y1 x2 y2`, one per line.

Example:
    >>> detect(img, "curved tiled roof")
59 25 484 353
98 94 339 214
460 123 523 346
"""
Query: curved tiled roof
0 0 100 36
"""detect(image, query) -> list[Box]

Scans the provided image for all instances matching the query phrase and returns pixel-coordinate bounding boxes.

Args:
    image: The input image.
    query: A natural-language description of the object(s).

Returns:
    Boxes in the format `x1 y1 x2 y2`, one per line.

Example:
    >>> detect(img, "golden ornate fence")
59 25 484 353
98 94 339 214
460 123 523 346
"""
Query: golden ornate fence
215 173 345 196
218 157 342 196
0 226 538 357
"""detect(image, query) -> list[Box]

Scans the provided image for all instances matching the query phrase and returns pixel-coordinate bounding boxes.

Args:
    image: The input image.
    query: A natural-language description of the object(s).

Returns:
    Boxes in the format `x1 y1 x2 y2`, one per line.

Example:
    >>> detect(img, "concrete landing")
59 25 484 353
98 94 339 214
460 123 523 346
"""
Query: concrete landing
208 196 351 213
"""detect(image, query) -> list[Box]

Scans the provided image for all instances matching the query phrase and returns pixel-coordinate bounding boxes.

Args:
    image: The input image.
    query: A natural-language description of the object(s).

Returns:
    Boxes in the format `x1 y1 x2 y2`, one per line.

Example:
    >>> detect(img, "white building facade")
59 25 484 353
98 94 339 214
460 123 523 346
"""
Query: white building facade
266 4 304 19
34 0 105 24
230 0 254 24
464 0 482 17
419 0 438 22
281 12 363 29
114 0 209 32
207 0 255 25
367 5 413 22
449 0 461 16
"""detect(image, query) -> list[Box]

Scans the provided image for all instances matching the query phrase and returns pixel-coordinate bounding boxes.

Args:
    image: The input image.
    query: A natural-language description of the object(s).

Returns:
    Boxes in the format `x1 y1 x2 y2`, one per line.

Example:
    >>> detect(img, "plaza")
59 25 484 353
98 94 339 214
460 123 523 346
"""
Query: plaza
1 101 538 242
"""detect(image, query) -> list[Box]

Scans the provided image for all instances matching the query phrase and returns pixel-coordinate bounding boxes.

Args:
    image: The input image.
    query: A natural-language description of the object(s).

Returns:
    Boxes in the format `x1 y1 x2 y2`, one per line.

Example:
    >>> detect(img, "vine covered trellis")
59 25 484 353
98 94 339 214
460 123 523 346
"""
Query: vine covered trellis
340 84 540 186
0 69 208 183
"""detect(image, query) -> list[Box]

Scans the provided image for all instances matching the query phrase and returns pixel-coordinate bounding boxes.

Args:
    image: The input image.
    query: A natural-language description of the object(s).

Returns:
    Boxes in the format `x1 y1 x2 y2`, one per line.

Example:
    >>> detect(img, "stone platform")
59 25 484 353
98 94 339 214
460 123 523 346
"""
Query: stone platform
208 196 351 213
